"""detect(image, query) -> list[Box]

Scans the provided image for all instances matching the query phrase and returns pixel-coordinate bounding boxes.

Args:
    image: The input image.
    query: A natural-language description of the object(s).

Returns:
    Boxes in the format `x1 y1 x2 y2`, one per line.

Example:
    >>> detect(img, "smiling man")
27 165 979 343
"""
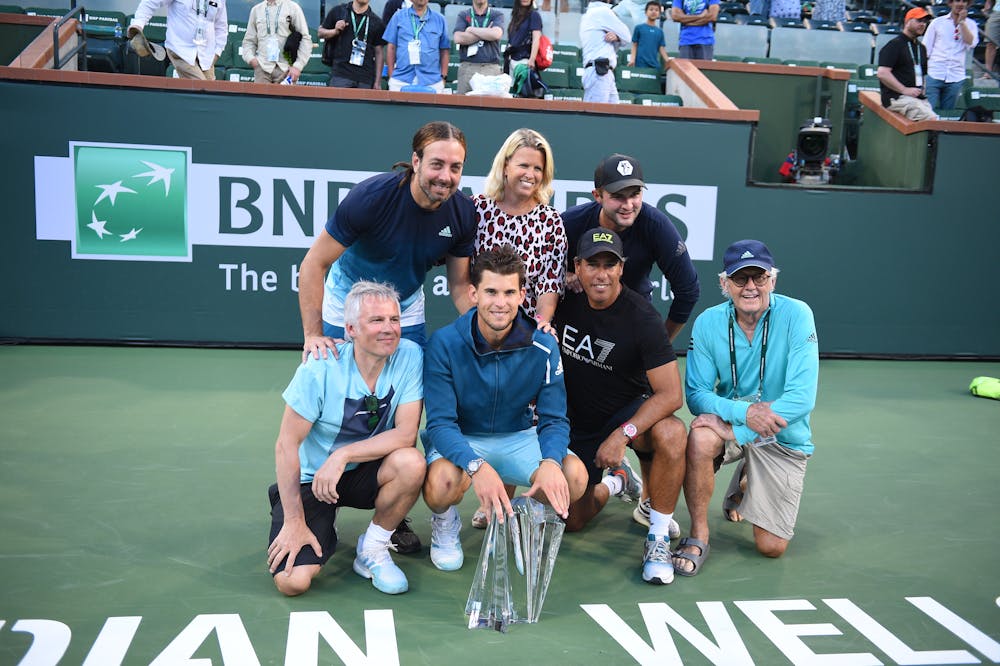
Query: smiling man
267 281 425 597
421 246 587 571
296 120 476 554
553 229 687 586
674 240 819 578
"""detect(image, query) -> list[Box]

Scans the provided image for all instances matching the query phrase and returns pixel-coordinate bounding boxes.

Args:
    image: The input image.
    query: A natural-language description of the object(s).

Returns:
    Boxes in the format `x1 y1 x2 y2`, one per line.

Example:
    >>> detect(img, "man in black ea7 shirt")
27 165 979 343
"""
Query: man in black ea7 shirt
554 228 687 585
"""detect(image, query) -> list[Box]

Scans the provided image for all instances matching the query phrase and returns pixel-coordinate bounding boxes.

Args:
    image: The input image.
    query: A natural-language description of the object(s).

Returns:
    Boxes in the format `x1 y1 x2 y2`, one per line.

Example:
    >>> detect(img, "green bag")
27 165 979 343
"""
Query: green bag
969 376 1000 400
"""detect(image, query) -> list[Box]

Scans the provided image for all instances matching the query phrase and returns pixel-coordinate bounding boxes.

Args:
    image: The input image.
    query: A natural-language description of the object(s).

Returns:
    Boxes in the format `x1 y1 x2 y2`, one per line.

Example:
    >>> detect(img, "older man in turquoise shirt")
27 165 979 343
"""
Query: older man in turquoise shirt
673 239 819 577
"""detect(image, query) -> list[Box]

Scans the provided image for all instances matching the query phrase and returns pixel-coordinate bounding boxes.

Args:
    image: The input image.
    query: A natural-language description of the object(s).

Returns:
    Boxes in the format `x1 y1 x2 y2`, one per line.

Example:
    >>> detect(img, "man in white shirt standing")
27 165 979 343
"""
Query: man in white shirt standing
129 0 228 80
923 0 979 110
579 0 631 103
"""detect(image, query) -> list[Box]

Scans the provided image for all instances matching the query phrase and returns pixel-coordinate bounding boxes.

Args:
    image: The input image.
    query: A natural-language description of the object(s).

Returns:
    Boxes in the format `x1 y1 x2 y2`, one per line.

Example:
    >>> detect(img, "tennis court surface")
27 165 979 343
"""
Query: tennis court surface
2 345 998 665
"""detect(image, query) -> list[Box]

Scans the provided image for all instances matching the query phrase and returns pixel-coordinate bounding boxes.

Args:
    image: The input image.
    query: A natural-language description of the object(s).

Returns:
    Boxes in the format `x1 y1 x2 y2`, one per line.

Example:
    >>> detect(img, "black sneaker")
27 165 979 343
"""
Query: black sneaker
390 517 422 554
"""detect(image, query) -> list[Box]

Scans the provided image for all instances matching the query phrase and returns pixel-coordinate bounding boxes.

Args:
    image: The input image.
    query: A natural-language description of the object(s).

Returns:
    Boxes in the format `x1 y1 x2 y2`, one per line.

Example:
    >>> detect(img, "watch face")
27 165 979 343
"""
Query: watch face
467 458 484 475
623 423 638 439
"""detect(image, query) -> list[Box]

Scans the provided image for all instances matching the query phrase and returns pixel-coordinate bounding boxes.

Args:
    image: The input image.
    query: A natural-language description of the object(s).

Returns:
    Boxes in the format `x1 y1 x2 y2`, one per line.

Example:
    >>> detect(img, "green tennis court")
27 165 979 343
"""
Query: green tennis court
1 345 998 665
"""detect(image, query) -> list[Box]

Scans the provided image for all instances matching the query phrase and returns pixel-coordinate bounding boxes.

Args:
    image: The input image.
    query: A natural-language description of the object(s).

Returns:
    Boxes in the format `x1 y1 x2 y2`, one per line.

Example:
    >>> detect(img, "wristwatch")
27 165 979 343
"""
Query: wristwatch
620 422 638 443
466 457 486 476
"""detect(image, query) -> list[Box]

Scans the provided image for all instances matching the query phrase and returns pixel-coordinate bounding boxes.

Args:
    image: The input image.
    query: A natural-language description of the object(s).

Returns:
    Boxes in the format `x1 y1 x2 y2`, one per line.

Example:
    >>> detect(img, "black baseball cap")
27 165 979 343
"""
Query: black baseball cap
576 227 625 261
594 154 645 193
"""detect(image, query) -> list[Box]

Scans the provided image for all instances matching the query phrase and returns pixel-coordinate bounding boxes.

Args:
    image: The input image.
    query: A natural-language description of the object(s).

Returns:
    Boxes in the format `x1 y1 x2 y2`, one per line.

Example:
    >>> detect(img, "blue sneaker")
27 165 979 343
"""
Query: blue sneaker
430 511 464 571
642 534 674 585
609 457 642 503
353 535 408 594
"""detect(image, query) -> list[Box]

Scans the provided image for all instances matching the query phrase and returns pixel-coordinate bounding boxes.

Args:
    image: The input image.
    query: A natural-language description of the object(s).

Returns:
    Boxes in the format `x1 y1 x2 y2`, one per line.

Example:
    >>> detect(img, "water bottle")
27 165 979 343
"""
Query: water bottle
114 22 123 39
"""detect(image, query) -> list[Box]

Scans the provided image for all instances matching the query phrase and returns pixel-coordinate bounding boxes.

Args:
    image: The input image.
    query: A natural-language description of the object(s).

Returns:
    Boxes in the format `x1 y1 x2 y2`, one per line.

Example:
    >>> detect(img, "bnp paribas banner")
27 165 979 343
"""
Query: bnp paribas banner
33 141 718 341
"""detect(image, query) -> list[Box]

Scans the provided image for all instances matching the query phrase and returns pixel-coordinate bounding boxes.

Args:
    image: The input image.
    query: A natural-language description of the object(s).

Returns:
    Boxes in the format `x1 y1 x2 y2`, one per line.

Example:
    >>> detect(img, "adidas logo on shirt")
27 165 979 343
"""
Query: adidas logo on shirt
438 226 453 238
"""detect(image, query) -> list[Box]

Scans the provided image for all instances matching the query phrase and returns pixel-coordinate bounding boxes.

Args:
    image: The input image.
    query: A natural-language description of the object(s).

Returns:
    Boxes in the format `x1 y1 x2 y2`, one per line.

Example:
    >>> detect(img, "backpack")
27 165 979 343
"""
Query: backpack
534 34 553 71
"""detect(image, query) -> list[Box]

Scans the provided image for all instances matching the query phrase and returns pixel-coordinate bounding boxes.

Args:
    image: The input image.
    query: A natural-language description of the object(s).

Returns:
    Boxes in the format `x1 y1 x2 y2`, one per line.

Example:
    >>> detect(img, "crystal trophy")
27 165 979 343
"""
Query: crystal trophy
465 496 565 632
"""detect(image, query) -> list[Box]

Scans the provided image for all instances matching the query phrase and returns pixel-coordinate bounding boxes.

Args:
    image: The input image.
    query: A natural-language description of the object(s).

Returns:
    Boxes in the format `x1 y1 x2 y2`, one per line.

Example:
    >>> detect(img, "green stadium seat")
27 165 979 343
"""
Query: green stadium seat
222 23 249 67
616 66 662 94
296 73 328 86
742 56 783 64
617 91 635 103
784 59 822 67
82 9 126 36
224 67 255 82
713 54 744 62
822 61 858 71
857 63 877 79
634 93 683 106
23 6 69 17
128 14 167 42
551 43 580 63
542 61 571 89
845 78 880 105
966 87 1000 111
567 63 585 89
0 4 26 13
302 40 330 74
446 58 460 82
544 88 584 100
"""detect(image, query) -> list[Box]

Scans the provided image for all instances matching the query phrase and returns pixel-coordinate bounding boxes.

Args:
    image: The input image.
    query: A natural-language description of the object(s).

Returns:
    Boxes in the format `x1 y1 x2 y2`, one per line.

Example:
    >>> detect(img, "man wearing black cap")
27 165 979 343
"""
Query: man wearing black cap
876 7 936 120
673 240 818 577
554 228 688 586
562 153 700 528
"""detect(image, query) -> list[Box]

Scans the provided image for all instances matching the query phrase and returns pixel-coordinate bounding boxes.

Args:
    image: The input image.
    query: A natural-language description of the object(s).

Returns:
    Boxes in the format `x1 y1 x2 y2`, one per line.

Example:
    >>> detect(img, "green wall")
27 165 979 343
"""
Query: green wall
1 79 996 356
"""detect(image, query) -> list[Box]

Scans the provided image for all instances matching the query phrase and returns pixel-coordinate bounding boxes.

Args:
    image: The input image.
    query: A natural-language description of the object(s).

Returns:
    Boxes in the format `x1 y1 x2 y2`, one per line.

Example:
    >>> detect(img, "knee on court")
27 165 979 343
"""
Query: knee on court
274 568 315 597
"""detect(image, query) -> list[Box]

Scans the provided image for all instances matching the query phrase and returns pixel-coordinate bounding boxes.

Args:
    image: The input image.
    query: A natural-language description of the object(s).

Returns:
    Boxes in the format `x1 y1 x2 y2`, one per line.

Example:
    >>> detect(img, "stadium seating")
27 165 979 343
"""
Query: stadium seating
769 25 873 64
616 65 662 94
966 87 1000 111
712 22 769 60
634 93 683 106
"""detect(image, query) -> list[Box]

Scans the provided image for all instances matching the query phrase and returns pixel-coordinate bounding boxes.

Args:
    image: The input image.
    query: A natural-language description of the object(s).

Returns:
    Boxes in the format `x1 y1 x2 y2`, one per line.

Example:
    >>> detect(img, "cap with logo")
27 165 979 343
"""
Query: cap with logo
904 7 932 22
129 28 166 61
594 154 645 194
723 239 774 276
577 227 625 261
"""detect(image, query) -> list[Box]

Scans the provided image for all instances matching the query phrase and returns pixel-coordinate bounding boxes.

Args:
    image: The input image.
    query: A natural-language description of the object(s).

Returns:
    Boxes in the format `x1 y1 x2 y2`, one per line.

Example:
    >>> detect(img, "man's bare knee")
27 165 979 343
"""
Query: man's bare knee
650 416 687 459
687 425 724 462
274 569 315 596
384 447 427 489
754 528 789 558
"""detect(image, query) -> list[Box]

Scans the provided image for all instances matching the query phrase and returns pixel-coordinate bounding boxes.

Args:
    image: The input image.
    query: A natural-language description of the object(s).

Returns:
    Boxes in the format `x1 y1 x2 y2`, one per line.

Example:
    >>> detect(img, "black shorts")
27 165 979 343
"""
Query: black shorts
570 395 649 486
267 458 383 574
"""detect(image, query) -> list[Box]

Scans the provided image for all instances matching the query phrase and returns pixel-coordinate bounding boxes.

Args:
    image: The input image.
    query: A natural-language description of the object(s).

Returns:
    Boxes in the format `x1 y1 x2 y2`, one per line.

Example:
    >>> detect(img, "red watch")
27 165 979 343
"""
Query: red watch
620 422 637 443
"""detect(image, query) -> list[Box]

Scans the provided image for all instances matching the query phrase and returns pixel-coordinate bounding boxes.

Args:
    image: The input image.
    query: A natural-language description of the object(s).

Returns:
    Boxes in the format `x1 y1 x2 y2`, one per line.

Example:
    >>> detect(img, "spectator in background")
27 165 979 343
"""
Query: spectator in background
768 0 801 20
671 0 720 61
506 0 543 73
810 0 845 23
129 0 227 80
381 0 410 25
319 0 386 89
629 1 670 69
242 0 312 84
924 0 979 109
876 6 934 120
580 0 632 103
452 0 505 94
384 0 450 91
984 0 998 80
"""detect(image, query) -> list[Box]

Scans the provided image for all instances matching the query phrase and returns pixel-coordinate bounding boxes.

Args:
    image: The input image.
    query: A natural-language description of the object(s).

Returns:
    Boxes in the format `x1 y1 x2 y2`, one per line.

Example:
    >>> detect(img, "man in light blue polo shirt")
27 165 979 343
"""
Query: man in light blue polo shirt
384 0 450 91
673 239 819 577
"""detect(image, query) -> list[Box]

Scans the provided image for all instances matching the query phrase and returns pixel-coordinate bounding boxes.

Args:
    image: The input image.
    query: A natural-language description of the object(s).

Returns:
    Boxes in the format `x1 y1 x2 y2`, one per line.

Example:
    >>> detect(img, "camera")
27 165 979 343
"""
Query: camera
784 117 840 186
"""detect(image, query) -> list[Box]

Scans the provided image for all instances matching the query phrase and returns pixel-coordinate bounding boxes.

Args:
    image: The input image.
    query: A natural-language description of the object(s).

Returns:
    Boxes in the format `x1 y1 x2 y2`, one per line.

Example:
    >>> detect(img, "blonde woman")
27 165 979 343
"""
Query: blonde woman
470 127 566 528
474 128 566 327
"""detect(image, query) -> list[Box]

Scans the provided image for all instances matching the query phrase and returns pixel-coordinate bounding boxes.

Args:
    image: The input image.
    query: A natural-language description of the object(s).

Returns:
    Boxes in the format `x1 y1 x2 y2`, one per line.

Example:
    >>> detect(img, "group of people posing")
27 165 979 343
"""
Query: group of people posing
265 121 820 597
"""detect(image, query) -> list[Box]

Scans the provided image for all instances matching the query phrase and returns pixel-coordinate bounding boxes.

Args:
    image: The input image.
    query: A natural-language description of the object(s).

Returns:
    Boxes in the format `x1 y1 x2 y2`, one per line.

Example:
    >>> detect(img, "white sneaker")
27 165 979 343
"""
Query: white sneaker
430 512 464 571
632 499 681 539
642 534 674 585
608 458 642 503
353 535 408 594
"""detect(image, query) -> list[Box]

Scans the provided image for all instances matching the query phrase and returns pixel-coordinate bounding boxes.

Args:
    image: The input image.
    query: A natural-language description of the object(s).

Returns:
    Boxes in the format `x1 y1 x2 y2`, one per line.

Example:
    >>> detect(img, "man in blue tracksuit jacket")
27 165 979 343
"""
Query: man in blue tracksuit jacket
421 246 588 572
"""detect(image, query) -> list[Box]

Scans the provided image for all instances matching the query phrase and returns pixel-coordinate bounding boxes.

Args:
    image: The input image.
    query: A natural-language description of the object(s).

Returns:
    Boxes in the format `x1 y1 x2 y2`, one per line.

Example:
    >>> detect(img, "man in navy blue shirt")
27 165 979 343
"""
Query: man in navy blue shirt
298 121 477 554
562 154 700 528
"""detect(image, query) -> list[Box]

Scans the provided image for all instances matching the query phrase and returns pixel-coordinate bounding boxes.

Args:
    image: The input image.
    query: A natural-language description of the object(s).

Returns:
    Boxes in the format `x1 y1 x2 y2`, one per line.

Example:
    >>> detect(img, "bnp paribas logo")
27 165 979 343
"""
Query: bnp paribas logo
73 143 190 261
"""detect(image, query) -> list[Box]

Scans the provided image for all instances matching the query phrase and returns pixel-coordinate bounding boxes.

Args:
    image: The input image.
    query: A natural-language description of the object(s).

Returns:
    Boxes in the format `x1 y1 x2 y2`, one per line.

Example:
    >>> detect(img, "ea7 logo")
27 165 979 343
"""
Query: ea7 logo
593 232 614 243
561 325 615 363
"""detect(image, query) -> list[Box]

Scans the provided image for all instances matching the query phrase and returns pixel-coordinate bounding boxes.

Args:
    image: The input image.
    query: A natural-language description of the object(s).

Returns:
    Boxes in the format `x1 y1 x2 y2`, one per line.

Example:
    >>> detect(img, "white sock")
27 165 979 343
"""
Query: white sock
433 506 459 522
362 521 394 552
648 508 674 539
602 474 624 496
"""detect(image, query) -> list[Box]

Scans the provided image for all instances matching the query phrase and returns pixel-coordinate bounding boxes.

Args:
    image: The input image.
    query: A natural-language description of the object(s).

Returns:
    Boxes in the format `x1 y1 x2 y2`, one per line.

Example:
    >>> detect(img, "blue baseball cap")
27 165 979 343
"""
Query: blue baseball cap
723 240 774 276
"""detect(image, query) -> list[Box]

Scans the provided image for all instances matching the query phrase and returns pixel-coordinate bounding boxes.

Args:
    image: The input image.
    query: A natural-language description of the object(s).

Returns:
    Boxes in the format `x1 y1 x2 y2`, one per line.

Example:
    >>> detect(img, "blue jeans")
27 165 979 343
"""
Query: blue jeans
924 76 964 110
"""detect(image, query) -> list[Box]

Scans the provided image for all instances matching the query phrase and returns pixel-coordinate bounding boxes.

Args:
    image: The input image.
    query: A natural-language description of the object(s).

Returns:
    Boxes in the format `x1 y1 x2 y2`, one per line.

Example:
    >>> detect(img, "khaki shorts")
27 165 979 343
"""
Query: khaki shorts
719 441 809 540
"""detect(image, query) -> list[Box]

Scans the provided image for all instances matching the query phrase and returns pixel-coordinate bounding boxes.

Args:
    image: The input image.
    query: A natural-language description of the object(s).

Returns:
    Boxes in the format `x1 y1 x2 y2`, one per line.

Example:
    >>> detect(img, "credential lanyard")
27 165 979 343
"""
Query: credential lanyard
472 7 491 28
729 309 771 400
351 10 368 42
409 9 425 40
